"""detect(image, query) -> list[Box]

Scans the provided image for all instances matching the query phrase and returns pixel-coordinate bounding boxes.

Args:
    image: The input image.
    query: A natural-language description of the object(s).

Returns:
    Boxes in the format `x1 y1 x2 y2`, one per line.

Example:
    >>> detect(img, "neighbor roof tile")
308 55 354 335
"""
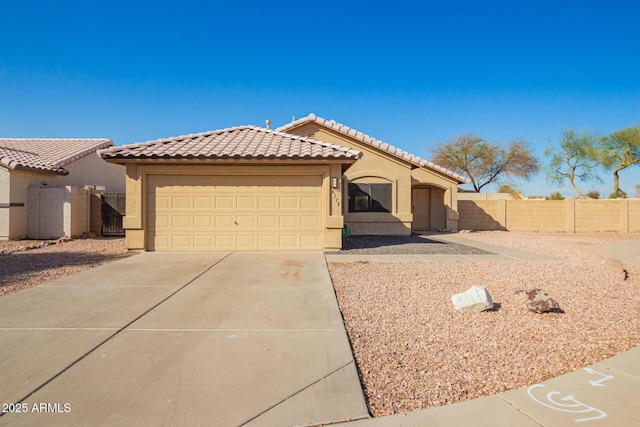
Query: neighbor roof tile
0 138 114 174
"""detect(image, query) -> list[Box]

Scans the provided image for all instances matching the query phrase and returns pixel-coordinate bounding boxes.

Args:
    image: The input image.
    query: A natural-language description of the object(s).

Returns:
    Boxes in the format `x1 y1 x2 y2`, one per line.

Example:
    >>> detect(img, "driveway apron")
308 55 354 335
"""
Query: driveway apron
0 251 368 426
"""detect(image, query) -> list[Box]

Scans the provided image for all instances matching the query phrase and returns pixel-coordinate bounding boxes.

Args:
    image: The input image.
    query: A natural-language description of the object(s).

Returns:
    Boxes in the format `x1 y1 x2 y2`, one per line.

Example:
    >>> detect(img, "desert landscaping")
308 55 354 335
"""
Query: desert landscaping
329 231 640 416
0 238 133 297
1 232 639 419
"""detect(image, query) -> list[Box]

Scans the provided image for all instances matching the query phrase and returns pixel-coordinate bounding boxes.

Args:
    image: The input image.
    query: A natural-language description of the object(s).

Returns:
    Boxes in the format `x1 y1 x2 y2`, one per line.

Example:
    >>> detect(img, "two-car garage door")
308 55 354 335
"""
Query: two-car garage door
147 175 323 251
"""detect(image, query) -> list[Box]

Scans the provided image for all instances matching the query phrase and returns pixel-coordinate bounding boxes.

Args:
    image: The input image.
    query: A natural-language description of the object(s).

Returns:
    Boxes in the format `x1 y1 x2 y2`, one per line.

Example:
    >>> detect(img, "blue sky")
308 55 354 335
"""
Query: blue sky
1 1 639 197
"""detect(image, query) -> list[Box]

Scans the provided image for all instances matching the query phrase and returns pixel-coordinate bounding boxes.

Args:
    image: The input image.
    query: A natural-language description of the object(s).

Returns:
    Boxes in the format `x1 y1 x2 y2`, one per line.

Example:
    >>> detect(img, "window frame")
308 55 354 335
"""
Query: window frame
347 182 392 213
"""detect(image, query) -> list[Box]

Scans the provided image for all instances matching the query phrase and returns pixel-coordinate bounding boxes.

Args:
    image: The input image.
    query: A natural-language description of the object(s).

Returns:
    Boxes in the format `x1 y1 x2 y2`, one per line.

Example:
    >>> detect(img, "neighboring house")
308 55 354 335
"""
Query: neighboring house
0 138 125 240
277 114 468 235
99 116 467 252
99 126 361 251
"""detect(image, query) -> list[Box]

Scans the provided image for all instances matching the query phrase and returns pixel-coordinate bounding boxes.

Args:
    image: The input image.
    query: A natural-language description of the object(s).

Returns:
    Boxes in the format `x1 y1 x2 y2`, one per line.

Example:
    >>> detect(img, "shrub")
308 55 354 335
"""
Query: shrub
585 190 600 199
609 190 626 199
549 191 565 200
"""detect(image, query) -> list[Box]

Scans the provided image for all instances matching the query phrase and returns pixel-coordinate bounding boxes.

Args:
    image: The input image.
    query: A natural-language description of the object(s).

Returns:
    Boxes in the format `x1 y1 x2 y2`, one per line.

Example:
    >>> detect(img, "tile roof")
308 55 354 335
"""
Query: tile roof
99 126 362 162
276 113 469 183
0 138 114 174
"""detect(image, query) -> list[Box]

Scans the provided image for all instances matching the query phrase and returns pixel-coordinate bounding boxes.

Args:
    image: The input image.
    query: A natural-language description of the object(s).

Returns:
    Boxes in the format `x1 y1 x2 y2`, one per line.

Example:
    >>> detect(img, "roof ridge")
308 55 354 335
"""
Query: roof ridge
99 126 362 162
98 126 256 156
276 114 468 183
261 126 361 157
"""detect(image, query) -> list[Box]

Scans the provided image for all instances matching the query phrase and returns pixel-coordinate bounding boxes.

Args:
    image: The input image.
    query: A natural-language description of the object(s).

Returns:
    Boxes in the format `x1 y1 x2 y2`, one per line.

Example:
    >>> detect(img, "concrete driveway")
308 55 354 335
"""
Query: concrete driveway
0 252 368 426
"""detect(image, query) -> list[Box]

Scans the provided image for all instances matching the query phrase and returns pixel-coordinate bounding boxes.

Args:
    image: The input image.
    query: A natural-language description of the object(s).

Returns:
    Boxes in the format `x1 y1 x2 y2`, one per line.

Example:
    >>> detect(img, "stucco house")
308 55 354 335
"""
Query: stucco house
278 114 468 235
99 115 466 251
0 138 125 240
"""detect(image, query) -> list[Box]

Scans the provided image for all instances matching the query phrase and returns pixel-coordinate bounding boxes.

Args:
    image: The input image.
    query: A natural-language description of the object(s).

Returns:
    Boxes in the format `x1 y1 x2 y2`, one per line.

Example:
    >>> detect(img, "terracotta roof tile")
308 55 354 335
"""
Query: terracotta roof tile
277 114 469 183
0 138 114 174
99 126 362 162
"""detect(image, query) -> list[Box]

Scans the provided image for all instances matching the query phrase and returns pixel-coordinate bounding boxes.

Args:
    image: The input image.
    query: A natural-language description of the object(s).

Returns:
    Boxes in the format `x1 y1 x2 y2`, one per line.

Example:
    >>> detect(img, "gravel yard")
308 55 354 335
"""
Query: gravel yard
330 234 491 255
328 231 640 417
0 238 134 297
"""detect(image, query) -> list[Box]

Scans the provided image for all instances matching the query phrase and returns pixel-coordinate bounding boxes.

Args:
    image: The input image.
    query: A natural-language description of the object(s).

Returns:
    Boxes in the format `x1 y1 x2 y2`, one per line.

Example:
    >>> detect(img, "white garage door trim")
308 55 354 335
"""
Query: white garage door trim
147 174 324 251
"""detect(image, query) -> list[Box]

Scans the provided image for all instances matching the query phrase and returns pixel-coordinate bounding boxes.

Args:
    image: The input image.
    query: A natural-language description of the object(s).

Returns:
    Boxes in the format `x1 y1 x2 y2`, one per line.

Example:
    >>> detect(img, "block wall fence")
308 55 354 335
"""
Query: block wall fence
458 199 640 233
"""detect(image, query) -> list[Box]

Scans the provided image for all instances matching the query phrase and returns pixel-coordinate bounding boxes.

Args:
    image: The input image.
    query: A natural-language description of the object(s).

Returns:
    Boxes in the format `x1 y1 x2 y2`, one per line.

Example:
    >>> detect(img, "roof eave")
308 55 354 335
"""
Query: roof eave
11 164 69 175
102 157 359 165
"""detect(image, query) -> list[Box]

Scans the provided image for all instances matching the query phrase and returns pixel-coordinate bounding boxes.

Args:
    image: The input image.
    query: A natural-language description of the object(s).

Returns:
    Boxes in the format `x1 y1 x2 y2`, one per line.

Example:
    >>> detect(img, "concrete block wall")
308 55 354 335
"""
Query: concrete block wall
460 199 640 233
506 200 568 232
458 200 505 231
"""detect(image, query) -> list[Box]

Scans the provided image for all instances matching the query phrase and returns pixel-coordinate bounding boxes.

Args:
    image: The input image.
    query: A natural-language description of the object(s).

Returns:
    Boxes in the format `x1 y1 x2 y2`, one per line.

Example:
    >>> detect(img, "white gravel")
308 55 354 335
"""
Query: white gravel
0 237 134 297
328 231 640 417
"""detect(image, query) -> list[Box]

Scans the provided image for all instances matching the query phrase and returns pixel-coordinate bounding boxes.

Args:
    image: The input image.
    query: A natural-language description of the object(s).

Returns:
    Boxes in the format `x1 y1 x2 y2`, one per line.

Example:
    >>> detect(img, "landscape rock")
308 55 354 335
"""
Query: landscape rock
606 258 629 281
515 289 560 313
451 285 494 312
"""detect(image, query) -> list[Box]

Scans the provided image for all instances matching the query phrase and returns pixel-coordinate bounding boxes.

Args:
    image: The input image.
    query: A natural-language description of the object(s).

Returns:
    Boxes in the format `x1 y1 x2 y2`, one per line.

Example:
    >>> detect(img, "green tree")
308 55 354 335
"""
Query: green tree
431 133 540 192
545 128 601 196
599 125 640 198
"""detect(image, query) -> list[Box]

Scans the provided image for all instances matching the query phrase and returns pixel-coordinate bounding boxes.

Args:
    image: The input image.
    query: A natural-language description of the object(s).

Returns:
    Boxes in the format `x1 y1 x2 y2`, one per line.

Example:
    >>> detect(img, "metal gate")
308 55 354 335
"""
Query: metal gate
101 193 125 237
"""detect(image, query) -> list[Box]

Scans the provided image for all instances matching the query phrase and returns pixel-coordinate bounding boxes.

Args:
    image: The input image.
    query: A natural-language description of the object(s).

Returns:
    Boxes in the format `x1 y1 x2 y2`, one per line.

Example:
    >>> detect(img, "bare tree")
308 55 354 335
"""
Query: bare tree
599 125 640 198
545 128 601 197
431 133 540 192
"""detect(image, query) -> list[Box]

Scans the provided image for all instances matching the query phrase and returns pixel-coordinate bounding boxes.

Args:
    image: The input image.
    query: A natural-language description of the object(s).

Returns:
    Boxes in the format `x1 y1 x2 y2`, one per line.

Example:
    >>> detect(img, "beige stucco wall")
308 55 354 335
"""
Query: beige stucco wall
0 168 10 239
4 153 124 239
459 199 640 233
122 163 344 251
26 186 90 239
284 122 461 234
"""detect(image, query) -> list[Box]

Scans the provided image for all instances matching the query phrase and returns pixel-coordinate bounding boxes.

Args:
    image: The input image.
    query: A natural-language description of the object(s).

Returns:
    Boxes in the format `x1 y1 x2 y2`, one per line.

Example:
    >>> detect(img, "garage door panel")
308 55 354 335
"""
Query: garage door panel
193 216 211 228
172 196 191 209
301 235 321 248
300 196 320 209
258 196 277 209
257 216 276 227
215 235 234 247
171 235 191 247
193 197 212 208
215 196 233 208
279 196 298 209
300 215 319 227
215 216 234 227
148 175 323 251
236 197 255 208
236 215 254 227
257 235 277 248
154 215 169 228
279 216 298 228
171 216 191 228
237 235 257 248
193 235 212 247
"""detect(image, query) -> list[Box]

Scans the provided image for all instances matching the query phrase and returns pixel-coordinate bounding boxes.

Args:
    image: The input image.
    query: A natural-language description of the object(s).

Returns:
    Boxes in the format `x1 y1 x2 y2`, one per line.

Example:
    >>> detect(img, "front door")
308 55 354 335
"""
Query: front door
412 188 430 230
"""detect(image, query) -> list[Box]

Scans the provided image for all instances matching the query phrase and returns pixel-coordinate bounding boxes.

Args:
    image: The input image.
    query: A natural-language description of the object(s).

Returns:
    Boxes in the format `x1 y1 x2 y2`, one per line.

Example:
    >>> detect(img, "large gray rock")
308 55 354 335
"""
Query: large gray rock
515 289 560 313
452 285 494 312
